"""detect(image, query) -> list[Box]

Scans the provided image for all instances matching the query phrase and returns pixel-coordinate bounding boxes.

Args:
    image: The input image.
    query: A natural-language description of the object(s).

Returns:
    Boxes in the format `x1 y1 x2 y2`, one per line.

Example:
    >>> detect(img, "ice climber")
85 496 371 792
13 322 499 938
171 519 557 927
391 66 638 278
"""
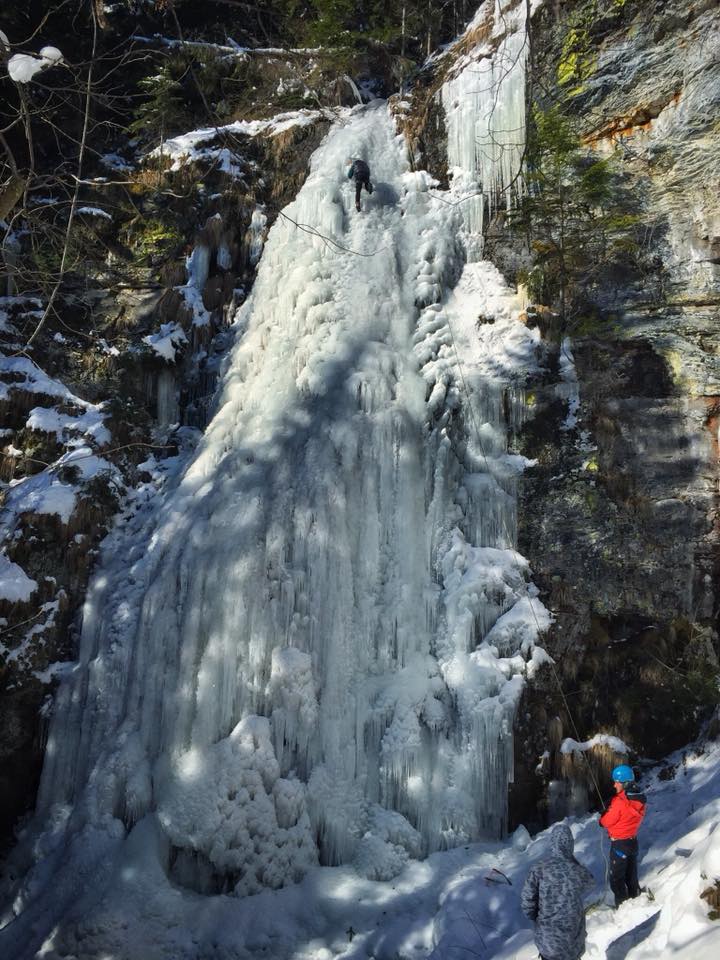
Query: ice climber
520 823 595 960
599 764 647 906
346 157 373 211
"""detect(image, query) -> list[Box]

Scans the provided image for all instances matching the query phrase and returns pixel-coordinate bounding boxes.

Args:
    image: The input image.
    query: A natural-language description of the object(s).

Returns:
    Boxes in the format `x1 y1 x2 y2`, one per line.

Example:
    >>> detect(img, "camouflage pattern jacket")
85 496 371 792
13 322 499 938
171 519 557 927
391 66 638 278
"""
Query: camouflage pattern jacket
520 824 595 960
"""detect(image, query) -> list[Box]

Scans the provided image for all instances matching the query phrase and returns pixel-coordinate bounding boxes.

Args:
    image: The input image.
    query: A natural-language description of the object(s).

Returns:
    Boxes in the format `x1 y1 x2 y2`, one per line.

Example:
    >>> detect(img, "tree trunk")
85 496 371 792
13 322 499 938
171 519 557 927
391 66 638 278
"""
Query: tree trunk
0 174 26 222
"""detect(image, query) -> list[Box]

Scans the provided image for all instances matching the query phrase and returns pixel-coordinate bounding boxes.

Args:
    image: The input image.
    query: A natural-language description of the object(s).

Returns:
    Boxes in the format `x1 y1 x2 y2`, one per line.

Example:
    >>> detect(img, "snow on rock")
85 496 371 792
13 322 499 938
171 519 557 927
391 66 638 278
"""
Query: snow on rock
143 321 188 361
154 109 326 172
1 354 110 447
0 354 76 401
55 446 116 481
6 475 77 523
26 405 110 446
0 599 61 667
560 733 630 755
0 449 116 545
0 553 38 603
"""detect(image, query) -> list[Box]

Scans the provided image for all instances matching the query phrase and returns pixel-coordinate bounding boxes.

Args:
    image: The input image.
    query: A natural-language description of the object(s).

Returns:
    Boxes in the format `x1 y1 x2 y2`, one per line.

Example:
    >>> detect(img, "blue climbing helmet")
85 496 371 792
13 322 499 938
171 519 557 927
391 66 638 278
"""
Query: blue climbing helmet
611 764 635 784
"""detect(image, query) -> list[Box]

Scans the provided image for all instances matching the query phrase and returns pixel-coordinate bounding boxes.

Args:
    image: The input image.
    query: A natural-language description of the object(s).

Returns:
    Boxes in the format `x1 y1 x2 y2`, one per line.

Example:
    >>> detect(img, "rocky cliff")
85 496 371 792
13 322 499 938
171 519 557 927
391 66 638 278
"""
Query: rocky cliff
400 0 719 827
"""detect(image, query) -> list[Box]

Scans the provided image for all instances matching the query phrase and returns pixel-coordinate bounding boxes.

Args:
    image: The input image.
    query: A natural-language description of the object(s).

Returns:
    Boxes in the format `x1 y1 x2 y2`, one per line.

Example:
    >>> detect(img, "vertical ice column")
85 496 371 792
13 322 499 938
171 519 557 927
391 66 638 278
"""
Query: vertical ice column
441 1 529 258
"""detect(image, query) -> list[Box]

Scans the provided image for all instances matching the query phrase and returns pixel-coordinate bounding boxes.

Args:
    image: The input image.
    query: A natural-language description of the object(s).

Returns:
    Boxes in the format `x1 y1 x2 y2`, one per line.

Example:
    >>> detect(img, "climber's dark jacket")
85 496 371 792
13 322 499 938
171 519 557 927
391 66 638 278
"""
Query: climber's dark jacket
347 158 371 184
521 823 595 960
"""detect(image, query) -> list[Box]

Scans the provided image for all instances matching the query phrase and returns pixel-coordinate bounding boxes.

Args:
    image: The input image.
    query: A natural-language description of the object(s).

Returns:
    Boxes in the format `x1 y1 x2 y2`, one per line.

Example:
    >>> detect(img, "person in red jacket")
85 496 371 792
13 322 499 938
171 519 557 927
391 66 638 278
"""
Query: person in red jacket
599 764 647 906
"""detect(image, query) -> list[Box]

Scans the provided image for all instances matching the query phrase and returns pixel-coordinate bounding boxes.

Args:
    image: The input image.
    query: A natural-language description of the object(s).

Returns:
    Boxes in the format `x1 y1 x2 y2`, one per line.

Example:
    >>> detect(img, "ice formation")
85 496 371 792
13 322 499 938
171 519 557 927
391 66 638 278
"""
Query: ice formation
0 7 548 954
441 0 529 257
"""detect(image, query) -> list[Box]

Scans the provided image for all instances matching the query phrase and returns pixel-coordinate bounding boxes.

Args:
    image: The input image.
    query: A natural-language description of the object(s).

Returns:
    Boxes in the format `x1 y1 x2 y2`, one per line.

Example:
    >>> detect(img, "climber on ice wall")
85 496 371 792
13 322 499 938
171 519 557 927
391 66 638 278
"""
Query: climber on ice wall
346 157 373 211
521 823 595 960
599 764 647 906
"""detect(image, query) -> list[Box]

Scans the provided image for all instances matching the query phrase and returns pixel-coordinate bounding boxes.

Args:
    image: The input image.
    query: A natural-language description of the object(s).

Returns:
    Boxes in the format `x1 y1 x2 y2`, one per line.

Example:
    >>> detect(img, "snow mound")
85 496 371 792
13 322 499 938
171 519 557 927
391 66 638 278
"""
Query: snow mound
0 553 38 603
157 716 317 896
7 46 63 83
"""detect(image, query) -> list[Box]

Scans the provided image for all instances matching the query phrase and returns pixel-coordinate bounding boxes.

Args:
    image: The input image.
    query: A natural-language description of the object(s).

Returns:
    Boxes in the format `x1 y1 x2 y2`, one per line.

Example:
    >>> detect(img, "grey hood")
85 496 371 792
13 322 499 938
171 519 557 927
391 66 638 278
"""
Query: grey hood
550 823 575 860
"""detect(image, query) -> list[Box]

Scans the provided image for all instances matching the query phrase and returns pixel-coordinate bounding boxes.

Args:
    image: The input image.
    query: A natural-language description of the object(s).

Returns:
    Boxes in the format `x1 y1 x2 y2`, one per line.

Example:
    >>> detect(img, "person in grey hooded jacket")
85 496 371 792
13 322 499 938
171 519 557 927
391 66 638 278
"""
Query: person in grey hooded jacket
521 824 595 960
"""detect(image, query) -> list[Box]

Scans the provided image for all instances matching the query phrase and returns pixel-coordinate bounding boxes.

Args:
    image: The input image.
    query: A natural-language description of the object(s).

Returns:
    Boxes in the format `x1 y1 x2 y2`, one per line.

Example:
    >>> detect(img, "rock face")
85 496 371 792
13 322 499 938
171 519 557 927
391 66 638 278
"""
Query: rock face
508 0 720 827
397 0 719 829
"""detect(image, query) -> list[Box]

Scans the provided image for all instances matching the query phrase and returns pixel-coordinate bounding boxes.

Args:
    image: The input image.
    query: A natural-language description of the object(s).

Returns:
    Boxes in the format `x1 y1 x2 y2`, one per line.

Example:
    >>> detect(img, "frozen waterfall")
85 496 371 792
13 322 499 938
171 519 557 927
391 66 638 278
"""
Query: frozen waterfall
1 6 548 955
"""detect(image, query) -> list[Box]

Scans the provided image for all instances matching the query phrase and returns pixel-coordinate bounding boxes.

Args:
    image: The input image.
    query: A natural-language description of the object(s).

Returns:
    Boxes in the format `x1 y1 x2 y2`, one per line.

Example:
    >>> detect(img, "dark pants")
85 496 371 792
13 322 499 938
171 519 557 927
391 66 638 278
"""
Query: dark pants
610 837 640 905
354 175 372 206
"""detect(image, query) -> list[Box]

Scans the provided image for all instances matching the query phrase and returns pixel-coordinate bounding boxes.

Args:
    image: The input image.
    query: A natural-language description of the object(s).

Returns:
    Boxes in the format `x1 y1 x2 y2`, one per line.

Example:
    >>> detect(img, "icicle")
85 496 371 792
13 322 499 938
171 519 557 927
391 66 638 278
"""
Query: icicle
441 3 528 258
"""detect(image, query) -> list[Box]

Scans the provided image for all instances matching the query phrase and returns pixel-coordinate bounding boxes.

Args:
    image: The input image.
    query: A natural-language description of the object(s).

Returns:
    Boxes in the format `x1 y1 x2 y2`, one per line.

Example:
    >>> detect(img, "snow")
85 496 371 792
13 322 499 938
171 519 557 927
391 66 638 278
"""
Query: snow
38 46 62 63
6 475 77 523
100 152 134 172
26 405 110 446
7 54 46 83
0 598 62 669
143 321 188 361
0 553 37 603
76 206 112 220
32 660 76 685
4 733 720 958
0 353 110 446
0 355 109 443
7 46 63 83
154 110 326 171
0 443 115 553
561 734 630 756
55 446 116 481
0 355 71 401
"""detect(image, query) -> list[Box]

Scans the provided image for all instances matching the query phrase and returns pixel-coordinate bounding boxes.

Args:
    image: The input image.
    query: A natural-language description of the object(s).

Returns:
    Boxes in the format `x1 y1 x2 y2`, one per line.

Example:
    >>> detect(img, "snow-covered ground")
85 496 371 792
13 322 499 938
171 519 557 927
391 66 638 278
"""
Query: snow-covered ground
3 732 719 958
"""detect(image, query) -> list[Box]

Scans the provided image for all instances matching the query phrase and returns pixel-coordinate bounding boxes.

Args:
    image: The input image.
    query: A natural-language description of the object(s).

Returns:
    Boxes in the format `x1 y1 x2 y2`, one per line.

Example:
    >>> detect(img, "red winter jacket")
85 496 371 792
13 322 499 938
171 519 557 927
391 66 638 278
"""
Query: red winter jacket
599 788 647 840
